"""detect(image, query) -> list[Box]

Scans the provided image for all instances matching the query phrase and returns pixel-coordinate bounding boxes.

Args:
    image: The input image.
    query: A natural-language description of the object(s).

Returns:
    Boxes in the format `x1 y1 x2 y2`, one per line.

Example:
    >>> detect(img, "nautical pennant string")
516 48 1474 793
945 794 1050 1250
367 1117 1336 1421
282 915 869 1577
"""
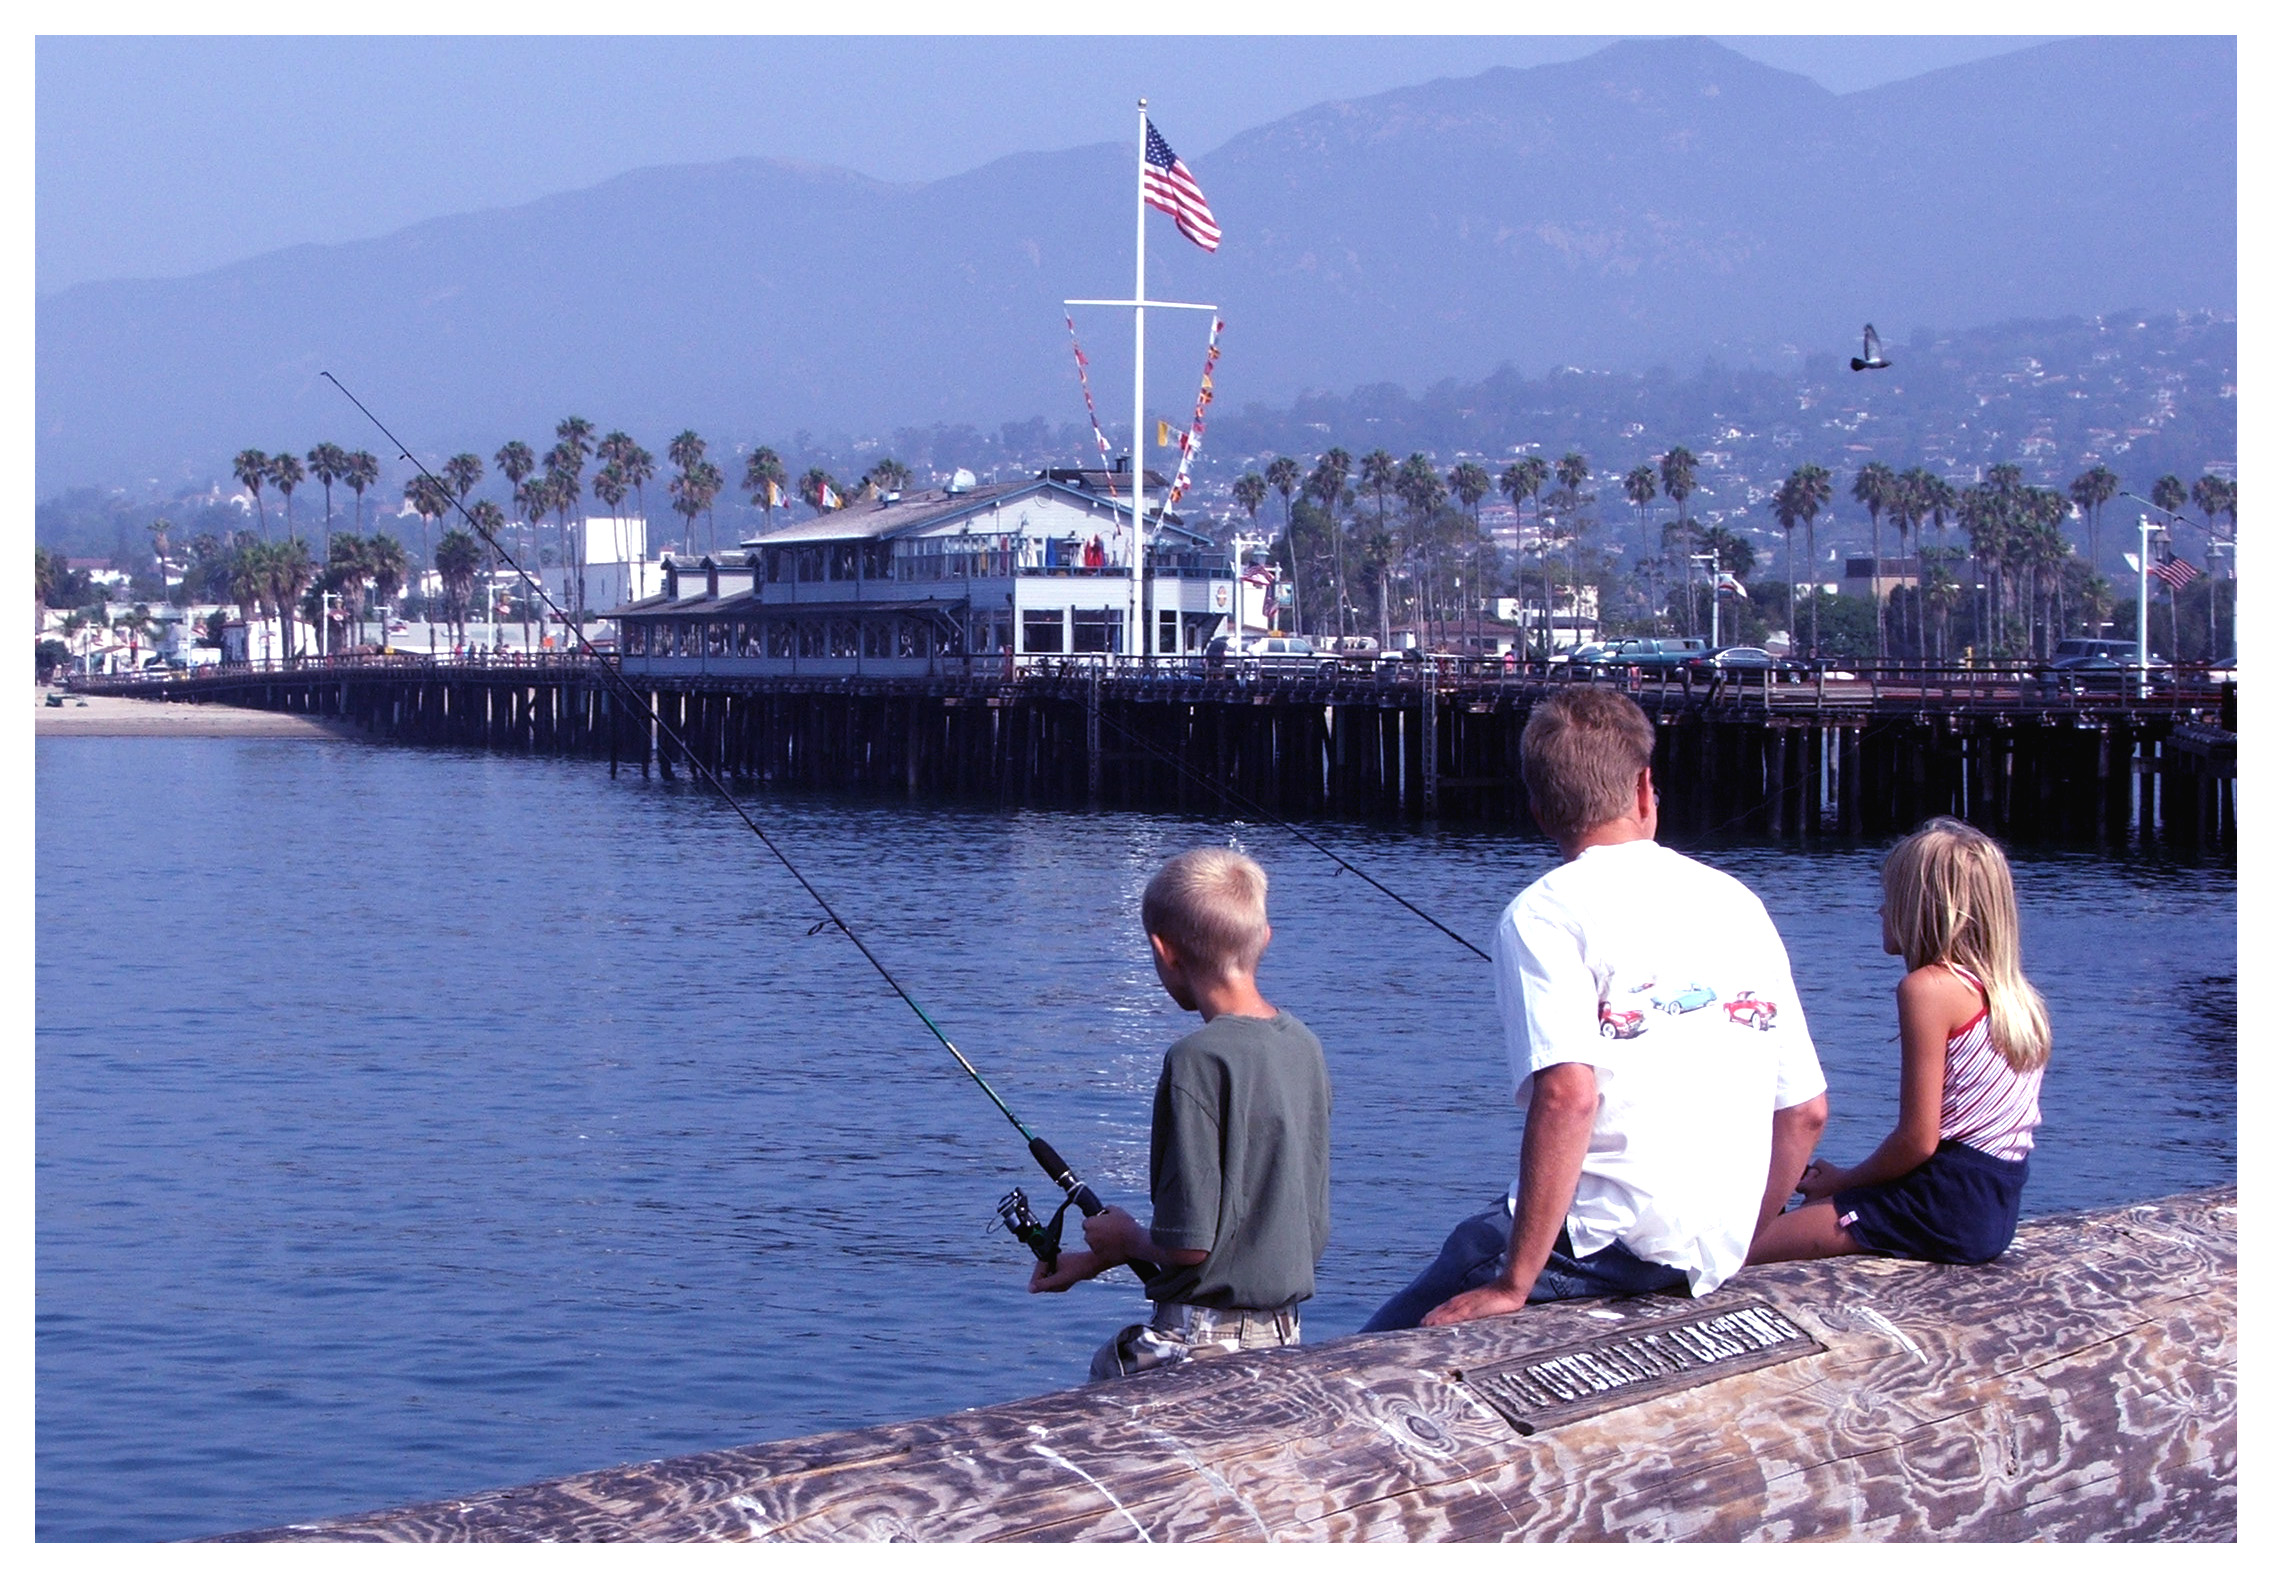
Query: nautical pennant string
1063 313 1120 499
1163 318 1225 508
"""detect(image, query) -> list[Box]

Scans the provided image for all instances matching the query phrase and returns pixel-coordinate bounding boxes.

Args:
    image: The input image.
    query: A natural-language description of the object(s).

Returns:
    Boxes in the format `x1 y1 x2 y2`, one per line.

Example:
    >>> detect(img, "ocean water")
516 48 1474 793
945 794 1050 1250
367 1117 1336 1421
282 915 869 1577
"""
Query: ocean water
36 735 2237 1541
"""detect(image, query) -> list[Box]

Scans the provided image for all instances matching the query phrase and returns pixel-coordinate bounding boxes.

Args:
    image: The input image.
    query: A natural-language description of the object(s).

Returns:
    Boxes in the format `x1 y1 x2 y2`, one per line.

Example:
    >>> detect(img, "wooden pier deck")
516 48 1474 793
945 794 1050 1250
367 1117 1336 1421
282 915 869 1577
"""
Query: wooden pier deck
72 655 2237 842
219 1188 2234 1543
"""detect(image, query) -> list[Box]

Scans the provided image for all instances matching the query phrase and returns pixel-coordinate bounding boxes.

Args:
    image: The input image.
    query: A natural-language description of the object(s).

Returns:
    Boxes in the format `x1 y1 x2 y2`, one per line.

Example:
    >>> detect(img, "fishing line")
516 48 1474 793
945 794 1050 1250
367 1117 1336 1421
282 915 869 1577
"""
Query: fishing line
1087 704 1491 961
322 372 1144 1274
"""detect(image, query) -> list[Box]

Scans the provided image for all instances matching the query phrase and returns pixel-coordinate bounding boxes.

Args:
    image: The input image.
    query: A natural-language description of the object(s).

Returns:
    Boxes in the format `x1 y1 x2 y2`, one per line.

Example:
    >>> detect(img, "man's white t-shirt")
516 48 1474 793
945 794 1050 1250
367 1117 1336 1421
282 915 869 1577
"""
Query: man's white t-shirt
1496 838 1826 1297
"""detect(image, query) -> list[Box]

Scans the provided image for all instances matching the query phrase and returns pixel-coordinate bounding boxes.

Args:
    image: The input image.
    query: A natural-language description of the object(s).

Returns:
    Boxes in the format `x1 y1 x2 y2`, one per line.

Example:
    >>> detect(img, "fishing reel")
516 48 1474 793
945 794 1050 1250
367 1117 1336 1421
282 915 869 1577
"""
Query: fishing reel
995 1187 1076 1273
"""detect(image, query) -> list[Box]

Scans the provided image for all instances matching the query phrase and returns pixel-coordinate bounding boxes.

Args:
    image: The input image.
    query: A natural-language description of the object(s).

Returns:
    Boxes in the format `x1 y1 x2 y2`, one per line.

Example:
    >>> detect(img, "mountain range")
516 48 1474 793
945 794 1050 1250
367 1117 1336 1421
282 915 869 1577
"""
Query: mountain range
37 35 2234 493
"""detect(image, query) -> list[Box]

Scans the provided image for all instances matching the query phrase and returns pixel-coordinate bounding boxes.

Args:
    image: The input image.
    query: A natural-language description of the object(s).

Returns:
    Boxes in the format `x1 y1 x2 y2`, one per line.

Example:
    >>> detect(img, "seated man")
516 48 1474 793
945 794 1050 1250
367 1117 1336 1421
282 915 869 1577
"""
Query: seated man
1363 687 1827 1331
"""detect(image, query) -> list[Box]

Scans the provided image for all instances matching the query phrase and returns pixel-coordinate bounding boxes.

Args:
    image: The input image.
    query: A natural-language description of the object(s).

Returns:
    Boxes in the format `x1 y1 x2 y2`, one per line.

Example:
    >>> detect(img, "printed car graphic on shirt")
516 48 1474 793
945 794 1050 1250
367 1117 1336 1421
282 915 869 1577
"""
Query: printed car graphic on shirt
1598 1004 1647 1039
1650 984 1718 1015
1724 992 1778 1029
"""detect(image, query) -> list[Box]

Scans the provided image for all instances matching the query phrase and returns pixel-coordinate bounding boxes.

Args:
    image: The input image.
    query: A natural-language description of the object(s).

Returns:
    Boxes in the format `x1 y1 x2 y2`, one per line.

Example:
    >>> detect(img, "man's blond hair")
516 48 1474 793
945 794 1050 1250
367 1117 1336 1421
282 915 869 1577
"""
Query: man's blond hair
1520 687 1656 840
1142 848 1271 977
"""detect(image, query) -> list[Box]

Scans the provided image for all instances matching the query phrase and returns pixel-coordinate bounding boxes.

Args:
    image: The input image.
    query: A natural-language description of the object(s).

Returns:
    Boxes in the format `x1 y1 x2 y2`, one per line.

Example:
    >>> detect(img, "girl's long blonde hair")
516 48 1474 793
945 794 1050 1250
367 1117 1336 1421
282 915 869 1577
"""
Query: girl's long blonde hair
1881 817 2052 1073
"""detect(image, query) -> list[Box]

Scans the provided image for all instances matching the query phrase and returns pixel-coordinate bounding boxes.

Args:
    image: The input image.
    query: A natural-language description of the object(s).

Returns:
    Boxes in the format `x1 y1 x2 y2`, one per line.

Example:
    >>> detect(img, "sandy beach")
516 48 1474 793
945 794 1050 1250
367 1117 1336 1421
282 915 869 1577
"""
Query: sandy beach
35 690 364 740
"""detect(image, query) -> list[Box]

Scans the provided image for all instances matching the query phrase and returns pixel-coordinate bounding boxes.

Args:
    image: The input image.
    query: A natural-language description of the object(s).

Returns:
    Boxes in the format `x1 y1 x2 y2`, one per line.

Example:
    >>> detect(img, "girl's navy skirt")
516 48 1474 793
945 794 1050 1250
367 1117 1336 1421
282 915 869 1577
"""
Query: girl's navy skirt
1833 1139 2029 1265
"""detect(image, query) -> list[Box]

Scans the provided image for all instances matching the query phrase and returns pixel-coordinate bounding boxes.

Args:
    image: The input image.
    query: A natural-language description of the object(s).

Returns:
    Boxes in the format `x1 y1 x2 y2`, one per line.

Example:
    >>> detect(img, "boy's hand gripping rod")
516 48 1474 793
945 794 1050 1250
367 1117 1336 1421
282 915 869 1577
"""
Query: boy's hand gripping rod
322 372 1154 1284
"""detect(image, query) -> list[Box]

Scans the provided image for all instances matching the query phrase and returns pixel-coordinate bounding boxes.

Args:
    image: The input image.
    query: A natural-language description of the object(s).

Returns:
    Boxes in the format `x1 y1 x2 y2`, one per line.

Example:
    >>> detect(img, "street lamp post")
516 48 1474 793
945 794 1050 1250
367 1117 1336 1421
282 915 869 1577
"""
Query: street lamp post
1690 548 1722 648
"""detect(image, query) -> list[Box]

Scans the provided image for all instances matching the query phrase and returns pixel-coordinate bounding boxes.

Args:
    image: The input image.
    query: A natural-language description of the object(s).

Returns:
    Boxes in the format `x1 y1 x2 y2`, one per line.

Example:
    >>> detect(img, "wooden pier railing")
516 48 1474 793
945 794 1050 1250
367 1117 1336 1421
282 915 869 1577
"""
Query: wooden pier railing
216 1187 2235 1542
65 658 2237 843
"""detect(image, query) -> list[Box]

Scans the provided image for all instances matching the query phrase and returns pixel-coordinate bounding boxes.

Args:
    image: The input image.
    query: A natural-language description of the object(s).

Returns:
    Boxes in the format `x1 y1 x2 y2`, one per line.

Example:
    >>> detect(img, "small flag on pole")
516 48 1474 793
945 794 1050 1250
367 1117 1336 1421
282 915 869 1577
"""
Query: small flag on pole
818 483 841 511
1714 571 1750 599
1143 122 1221 252
764 479 784 508
2149 555 2201 590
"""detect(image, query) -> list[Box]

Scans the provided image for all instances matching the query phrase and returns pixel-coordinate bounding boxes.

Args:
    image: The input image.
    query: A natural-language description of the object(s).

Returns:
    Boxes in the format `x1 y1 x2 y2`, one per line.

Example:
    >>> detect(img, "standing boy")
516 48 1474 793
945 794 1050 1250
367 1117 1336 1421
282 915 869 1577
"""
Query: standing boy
1363 687 1828 1330
1029 848 1333 1382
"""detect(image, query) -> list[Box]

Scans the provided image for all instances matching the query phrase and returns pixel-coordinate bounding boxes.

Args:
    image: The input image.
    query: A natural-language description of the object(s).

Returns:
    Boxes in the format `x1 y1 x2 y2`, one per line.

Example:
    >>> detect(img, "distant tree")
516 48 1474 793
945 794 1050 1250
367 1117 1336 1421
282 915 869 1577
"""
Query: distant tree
269 536 316 663
1777 462 1834 658
434 527 483 647
234 449 271 537
1658 447 1698 634
366 534 408 638
1500 456 1548 651
743 446 787 533
442 452 484 508
1850 461 1897 659
1360 450 1399 645
1449 461 1493 647
306 442 348 555
1307 447 1353 639
326 532 370 647
343 450 380 535
466 500 507 635
797 467 840 514
2068 463 2120 575
867 456 913 497
266 450 305 543
1393 454 1445 646
1232 471 1267 523
403 472 451 616
146 517 174 607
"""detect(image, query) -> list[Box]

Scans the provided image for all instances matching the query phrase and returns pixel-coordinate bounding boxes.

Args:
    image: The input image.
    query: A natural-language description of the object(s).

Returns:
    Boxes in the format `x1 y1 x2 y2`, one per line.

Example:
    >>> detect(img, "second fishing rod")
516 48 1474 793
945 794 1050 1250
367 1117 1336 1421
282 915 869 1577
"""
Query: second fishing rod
321 372 1151 1282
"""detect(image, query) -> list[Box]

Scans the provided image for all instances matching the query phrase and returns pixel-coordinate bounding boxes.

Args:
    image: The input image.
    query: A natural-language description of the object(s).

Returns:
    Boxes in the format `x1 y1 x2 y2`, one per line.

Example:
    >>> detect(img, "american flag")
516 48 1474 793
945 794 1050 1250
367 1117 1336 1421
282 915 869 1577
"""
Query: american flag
2149 554 2201 590
1143 123 1220 252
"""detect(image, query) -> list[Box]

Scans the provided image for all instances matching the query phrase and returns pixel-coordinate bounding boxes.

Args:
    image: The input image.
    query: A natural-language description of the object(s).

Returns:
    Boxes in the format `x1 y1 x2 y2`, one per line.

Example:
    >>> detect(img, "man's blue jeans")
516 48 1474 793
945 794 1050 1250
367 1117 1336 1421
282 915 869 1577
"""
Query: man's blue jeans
1360 1202 1688 1332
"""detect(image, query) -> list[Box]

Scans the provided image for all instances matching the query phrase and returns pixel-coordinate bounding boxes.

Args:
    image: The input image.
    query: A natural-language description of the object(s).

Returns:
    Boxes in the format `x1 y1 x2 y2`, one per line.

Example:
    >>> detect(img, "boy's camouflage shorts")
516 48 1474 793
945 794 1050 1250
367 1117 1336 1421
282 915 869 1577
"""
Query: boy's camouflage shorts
1088 1300 1302 1382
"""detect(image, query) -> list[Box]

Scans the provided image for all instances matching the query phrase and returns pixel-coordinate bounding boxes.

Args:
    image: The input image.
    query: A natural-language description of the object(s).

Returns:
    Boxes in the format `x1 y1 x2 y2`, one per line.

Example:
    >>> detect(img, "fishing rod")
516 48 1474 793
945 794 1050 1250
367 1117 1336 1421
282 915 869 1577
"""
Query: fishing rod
321 372 1151 1281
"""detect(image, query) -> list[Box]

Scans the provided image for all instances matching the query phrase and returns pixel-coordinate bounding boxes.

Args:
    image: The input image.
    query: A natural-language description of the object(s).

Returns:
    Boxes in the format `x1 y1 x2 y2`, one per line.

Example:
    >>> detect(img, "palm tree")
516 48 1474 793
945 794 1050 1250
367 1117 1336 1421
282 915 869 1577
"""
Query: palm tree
443 452 484 510
1263 456 1303 631
266 451 305 543
1541 452 1589 654
796 468 839 515
1658 447 1698 634
744 446 787 534
234 449 271 537
1306 447 1353 639
1849 461 1896 659
1500 456 1547 653
326 533 369 647
618 441 656 543
1448 462 1492 649
1623 464 1657 570
306 442 348 557
433 527 482 648
667 430 707 550
267 536 316 662
1231 471 1267 523
868 456 912 497
146 517 173 606
2069 463 2120 576
1393 453 1446 648
1779 463 1833 659
1358 450 1399 646
466 500 507 640
404 473 450 619
344 450 379 535
366 533 408 641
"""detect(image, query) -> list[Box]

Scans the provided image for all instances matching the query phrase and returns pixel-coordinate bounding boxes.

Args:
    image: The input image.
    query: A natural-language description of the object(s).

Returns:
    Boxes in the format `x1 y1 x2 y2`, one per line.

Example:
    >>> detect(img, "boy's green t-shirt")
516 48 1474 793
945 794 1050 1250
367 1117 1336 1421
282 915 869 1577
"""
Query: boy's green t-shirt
1143 1009 1332 1309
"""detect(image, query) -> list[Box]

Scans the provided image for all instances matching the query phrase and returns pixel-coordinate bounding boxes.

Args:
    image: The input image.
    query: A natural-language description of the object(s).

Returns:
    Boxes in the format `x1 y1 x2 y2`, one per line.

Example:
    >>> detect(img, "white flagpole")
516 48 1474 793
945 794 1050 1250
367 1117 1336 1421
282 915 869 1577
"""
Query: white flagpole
1132 98 1148 660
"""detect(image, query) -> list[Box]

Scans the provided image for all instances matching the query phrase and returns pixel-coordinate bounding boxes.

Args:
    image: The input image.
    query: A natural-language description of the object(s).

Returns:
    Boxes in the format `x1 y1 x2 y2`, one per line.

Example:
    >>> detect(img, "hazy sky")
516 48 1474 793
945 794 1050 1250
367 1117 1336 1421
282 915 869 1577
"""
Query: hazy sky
37 33 2062 294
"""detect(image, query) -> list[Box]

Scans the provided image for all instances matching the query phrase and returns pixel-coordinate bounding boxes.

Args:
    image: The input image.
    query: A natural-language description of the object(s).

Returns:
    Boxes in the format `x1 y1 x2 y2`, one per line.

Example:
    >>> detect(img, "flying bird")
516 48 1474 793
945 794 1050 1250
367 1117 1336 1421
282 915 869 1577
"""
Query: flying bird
1850 324 1891 372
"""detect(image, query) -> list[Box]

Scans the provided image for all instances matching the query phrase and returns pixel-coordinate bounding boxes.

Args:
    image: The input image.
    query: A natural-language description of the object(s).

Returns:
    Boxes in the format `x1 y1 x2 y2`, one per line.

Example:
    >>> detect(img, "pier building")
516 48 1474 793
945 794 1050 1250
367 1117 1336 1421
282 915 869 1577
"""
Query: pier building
611 466 1239 680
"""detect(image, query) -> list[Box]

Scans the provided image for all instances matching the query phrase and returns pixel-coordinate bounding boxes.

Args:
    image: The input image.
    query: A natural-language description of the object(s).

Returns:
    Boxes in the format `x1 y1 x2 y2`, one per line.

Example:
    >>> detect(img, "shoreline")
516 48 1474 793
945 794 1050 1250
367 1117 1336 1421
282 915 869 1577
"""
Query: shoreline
35 690 364 740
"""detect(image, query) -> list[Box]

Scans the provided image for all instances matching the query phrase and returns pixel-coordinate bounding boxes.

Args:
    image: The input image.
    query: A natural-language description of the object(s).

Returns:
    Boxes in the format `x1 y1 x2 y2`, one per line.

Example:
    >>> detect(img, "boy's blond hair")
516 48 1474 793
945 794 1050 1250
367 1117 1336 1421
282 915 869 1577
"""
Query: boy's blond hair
1881 817 2052 1073
1143 848 1271 977
1520 687 1656 840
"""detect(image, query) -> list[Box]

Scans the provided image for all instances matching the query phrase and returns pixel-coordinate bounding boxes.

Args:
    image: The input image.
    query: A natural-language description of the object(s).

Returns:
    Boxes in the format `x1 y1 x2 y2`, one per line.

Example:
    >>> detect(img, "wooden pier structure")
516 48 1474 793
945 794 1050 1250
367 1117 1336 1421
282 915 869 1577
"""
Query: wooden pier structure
218 1187 2236 1542
74 656 2237 843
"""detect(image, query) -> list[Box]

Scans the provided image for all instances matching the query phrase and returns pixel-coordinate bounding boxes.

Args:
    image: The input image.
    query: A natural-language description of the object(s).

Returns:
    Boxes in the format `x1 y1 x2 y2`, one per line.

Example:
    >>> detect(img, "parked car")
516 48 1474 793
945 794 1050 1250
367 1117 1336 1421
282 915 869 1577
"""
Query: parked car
1685 645 1811 681
1618 637 1710 675
2035 653 2155 699
1549 641 1627 679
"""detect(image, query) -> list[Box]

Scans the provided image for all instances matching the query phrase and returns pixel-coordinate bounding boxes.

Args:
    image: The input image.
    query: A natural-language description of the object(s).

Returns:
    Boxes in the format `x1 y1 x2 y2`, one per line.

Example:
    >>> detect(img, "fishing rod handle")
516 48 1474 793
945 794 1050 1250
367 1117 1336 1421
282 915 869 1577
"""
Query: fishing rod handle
1028 1136 1161 1283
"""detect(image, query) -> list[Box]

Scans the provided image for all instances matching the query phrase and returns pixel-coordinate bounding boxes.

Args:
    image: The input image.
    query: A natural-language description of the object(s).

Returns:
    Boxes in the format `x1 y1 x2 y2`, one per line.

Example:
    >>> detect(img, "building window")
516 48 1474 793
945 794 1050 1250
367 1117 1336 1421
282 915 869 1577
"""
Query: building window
769 621 794 658
828 544 860 582
624 622 647 657
798 620 824 658
796 547 823 583
1022 608 1064 654
829 618 859 657
1072 607 1123 654
863 619 892 658
737 621 762 657
897 619 930 658
1157 611 1178 653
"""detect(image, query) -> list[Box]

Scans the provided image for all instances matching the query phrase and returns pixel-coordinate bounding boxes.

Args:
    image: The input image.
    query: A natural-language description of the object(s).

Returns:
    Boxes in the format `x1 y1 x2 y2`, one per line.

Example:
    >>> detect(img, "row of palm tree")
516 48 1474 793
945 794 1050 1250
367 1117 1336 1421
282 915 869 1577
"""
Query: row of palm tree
231 445 382 548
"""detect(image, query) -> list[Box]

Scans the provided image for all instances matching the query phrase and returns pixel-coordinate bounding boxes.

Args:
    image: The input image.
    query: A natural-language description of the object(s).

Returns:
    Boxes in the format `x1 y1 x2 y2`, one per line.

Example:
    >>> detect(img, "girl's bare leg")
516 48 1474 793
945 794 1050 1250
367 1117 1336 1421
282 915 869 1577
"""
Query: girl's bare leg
1748 1199 1863 1264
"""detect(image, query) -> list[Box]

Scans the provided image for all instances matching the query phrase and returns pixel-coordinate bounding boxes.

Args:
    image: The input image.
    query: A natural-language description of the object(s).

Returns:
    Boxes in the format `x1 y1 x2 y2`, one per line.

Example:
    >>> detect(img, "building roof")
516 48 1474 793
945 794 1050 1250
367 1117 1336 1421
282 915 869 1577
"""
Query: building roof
738 473 1200 549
